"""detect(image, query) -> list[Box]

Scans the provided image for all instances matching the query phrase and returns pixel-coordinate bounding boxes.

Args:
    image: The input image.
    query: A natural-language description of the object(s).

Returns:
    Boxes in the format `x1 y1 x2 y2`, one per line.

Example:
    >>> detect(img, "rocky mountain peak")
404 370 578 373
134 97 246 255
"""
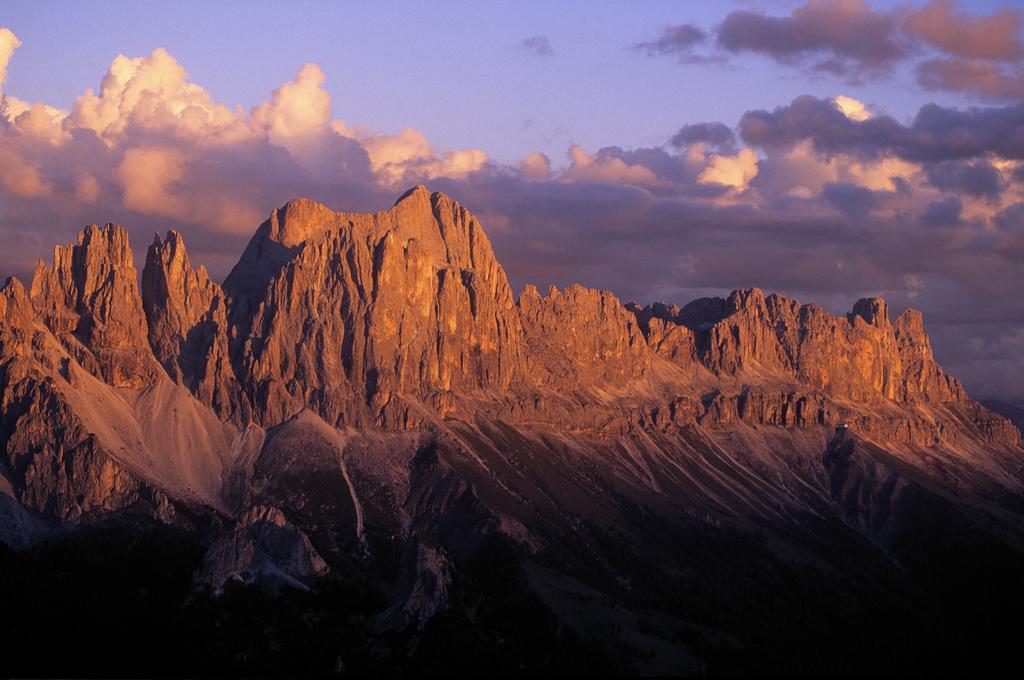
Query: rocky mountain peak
28 223 156 388
1 275 28 309
210 187 523 426
267 197 347 248
393 183 432 206
0 187 1000 433
728 287 767 312
851 297 890 327
142 230 223 382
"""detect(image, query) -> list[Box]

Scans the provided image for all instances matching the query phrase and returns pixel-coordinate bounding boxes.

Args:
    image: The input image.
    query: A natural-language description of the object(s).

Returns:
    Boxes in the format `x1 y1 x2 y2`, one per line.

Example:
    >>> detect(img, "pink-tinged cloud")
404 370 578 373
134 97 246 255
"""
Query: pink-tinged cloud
917 58 1024 101
698 148 759 190
520 152 552 181
563 144 660 186
717 0 907 77
0 27 19 92
117 147 187 215
905 1 1023 61
0 144 51 198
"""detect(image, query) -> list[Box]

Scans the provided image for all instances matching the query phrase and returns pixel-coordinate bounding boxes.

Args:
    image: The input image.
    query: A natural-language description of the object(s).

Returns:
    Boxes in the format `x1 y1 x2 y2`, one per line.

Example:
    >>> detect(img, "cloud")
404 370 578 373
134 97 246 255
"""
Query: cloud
633 24 713 63
0 144 51 198
995 202 1024 235
68 47 240 144
0 27 18 84
670 122 736 152
740 94 1024 162
252 63 331 146
520 151 551 181
823 181 880 217
354 126 489 184
903 3 1024 100
917 58 1024 101
636 1 1024 103
833 95 871 121
904 1 1023 61
563 144 660 186
519 35 554 58
698 148 759 189
75 174 100 204
591 146 692 185
925 159 1003 199
116 146 187 216
717 0 907 78
0 27 19 95
921 195 963 226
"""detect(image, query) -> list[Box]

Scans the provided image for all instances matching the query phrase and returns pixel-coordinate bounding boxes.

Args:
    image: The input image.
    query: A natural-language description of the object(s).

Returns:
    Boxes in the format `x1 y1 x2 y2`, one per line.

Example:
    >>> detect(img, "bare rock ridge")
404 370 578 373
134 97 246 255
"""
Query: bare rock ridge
3 184 1016 448
29 224 158 388
1 185 1022 616
143 230 240 421
133 186 989 439
212 185 523 427
632 286 966 405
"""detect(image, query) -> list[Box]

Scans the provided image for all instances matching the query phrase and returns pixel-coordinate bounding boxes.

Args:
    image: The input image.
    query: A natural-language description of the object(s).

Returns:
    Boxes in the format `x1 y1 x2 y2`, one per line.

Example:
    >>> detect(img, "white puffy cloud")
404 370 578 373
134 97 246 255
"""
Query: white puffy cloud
251 63 331 150
69 48 242 144
833 95 871 122
698 147 759 189
0 28 500 251
563 144 659 185
351 126 489 184
520 151 552 181
0 27 20 93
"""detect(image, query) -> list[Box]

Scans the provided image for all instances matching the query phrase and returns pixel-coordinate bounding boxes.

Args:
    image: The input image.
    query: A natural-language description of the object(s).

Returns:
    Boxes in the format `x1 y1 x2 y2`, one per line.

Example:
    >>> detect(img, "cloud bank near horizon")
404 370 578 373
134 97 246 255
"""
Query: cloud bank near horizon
1 4 1023 401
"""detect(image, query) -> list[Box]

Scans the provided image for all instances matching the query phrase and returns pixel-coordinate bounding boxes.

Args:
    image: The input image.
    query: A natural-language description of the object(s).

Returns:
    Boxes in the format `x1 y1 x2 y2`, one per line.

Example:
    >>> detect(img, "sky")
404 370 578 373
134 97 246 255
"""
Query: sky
1 0 1023 400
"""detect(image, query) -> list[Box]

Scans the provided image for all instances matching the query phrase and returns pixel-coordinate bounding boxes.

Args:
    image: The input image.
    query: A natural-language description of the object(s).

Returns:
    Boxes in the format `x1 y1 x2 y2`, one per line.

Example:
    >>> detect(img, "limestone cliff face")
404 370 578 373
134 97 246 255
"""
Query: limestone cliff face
1 186 1020 551
633 287 966 408
29 224 157 389
142 231 242 423
142 230 221 380
519 284 650 389
1 278 168 520
219 186 523 427
894 308 965 403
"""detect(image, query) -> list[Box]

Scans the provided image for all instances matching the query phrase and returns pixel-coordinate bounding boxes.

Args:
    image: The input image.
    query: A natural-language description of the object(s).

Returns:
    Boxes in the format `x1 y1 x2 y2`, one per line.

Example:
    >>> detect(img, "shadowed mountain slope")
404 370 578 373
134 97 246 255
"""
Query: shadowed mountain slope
1 186 1022 674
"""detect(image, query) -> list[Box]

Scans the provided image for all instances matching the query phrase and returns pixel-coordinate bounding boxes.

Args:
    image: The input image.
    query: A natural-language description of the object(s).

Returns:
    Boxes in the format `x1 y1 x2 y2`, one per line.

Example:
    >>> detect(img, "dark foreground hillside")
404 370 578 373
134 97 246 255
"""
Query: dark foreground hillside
2 507 1021 677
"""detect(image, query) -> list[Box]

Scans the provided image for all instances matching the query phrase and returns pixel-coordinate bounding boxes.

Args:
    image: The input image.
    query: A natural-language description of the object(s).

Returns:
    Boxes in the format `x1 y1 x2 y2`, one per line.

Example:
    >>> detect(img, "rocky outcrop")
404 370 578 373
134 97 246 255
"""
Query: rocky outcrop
519 284 650 388
196 504 328 593
1 186 1021 632
378 538 452 631
632 287 970 409
222 187 523 427
142 231 242 423
894 308 966 403
29 225 158 389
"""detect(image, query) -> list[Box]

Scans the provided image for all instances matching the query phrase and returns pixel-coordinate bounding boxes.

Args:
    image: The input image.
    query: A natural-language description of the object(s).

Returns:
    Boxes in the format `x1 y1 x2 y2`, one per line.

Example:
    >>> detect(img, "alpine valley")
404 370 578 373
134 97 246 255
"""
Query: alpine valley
2 187 1022 675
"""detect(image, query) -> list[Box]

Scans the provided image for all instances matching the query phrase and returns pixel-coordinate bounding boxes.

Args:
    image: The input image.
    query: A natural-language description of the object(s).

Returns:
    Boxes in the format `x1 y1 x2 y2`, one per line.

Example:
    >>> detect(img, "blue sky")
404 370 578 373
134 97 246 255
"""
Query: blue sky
0 0 997 164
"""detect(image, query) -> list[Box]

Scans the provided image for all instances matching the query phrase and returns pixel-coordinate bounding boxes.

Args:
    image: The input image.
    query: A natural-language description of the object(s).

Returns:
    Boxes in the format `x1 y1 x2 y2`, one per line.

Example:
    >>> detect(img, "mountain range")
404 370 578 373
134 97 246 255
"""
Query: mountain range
2 186 1022 675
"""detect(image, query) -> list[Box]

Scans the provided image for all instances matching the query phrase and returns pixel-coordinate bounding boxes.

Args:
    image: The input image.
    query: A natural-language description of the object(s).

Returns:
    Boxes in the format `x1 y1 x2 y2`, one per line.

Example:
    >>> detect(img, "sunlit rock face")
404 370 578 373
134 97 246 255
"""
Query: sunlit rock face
29 224 159 389
0 186 1021 628
216 186 524 428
